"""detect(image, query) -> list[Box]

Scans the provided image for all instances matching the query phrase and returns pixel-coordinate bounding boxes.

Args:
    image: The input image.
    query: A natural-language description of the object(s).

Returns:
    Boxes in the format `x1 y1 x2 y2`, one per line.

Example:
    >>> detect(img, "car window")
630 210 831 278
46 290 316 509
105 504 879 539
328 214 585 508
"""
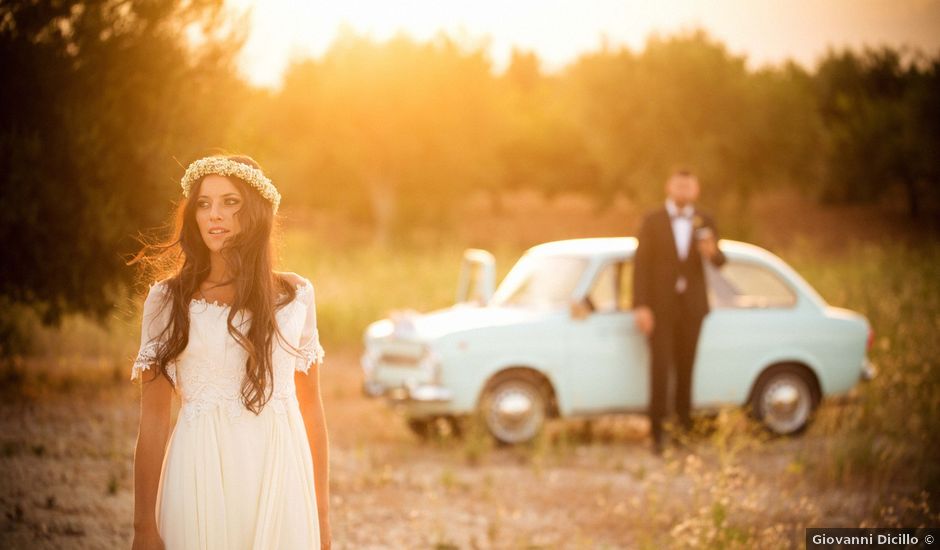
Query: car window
491 255 588 309
707 261 796 308
586 261 634 313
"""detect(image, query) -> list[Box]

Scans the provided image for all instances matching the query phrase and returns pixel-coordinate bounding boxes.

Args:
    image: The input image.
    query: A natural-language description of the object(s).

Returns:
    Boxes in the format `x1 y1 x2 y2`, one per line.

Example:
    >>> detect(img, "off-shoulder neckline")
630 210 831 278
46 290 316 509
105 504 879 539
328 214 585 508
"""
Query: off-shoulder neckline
151 278 312 311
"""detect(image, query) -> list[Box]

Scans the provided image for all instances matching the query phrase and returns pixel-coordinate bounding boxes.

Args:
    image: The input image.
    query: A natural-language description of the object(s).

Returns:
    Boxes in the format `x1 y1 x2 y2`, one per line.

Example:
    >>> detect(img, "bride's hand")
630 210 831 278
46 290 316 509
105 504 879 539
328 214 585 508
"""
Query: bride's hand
317 514 333 550
132 527 165 550
320 521 332 549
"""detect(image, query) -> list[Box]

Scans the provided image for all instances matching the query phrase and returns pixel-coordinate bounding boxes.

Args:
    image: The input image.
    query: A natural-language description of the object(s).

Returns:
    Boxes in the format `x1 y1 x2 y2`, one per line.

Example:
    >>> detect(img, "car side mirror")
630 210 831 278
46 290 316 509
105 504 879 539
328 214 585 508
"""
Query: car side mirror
569 298 591 320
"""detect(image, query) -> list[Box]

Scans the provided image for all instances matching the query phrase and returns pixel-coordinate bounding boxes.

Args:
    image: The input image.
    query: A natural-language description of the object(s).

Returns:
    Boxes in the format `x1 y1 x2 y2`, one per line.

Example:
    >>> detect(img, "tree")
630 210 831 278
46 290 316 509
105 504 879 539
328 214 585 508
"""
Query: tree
270 30 505 244
497 49 600 204
0 0 246 353
815 47 940 217
565 30 793 208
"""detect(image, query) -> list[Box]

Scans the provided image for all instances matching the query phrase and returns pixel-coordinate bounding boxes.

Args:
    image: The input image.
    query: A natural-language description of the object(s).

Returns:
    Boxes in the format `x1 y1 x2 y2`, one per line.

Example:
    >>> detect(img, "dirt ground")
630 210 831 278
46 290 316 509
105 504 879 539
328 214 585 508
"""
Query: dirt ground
0 349 895 549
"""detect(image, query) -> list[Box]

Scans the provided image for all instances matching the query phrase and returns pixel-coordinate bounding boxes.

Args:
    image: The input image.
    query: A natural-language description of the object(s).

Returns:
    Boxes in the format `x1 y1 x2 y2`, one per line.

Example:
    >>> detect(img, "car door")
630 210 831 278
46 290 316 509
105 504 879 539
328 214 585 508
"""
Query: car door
563 260 649 414
693 260 801 406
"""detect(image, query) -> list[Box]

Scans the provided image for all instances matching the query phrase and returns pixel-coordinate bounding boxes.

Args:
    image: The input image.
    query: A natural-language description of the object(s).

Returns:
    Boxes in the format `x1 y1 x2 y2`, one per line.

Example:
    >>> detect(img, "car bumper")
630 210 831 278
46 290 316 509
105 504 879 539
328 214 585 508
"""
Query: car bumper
362 346 453 404
362 379 454 403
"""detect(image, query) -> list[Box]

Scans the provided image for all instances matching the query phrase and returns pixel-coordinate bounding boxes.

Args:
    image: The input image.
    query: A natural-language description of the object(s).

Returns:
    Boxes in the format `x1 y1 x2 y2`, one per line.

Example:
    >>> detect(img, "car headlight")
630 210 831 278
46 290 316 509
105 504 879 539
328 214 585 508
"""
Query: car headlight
365 319 394 341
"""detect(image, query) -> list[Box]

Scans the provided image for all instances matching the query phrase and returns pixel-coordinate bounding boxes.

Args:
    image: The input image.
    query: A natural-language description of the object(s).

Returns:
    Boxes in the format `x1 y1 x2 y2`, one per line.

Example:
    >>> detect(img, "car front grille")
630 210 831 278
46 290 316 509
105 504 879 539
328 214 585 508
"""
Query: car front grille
378 352 423 367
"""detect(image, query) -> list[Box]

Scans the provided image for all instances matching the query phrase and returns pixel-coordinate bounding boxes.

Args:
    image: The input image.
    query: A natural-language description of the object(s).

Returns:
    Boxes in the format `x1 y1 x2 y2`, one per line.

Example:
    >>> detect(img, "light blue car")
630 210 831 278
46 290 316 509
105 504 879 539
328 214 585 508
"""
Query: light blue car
362 238 875 444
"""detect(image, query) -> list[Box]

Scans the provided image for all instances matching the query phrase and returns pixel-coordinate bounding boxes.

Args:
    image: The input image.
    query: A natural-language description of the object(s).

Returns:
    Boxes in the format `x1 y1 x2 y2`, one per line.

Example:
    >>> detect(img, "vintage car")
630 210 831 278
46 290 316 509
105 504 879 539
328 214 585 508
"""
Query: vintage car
361 238 875 444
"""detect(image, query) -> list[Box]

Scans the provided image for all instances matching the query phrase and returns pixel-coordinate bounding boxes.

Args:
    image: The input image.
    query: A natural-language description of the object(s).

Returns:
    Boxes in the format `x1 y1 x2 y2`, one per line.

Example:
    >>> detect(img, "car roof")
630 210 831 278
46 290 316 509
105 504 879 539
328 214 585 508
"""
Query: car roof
527 237 638 257
522 237 827 309
526 236 784 264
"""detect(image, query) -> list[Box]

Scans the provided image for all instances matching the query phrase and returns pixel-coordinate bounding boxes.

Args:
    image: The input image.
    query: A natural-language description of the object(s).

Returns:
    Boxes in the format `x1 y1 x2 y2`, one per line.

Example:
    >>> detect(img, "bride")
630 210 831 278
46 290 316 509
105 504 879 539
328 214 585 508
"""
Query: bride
129 155 331 549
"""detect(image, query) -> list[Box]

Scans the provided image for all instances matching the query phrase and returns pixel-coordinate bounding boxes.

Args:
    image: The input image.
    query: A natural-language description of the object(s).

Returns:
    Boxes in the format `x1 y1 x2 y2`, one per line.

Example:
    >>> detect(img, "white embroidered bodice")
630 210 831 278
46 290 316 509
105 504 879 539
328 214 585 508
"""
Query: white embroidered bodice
130 277 325 424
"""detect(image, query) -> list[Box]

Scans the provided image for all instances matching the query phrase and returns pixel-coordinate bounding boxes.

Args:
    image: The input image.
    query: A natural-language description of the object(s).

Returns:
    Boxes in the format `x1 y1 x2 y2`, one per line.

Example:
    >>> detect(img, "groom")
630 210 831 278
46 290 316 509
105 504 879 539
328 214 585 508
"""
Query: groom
632 169 726 453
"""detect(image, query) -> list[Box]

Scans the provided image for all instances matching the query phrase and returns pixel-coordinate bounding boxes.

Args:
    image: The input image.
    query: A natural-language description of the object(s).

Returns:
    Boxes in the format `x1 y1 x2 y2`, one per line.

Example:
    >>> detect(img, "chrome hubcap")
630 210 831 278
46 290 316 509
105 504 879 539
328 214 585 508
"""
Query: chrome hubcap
760 373 812 434
485 380 545 444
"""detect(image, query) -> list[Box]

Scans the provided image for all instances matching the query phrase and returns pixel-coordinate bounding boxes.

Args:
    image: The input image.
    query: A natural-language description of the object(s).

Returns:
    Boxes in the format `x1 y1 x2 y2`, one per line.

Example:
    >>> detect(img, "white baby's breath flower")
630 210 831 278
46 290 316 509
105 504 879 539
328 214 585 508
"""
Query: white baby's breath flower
180 156 281 214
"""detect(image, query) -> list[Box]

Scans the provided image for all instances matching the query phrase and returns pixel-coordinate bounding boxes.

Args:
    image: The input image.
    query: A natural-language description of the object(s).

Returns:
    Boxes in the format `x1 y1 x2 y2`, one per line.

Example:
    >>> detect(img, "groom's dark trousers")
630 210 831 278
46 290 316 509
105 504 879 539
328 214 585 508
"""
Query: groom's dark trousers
632 207 726 445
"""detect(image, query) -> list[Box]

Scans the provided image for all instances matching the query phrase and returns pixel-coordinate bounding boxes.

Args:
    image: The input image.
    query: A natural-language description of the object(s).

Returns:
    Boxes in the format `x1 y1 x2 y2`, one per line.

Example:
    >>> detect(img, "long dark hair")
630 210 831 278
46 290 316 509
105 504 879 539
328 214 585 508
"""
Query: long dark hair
130 154 295 415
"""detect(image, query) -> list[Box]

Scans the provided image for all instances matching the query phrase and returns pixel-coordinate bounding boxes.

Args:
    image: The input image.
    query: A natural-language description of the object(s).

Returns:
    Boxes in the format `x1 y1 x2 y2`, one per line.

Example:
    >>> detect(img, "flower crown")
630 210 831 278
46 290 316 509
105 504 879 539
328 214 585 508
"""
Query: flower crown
180 156 281 214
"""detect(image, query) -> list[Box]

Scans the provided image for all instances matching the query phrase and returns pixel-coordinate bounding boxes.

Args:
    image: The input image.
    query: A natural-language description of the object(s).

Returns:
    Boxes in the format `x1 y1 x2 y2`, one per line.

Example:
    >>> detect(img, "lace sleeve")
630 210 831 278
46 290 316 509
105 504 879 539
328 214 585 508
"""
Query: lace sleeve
295 278 325 374
131 281 177 384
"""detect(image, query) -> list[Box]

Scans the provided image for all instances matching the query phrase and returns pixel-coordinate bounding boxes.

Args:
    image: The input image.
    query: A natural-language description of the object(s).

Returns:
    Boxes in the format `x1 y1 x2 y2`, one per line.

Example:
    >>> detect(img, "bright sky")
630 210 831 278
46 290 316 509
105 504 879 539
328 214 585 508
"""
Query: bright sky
227 0 940 88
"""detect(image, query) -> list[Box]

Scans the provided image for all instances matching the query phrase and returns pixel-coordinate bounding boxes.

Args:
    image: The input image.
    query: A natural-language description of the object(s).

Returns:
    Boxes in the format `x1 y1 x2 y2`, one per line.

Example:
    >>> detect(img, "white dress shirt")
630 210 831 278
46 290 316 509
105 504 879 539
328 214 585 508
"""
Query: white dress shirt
665 198 695 293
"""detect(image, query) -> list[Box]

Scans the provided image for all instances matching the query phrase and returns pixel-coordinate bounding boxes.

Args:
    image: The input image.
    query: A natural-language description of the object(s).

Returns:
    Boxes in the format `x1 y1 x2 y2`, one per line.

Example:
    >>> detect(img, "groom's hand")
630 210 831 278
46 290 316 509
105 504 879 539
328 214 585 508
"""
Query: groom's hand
697 231 718 261
634 306 654 336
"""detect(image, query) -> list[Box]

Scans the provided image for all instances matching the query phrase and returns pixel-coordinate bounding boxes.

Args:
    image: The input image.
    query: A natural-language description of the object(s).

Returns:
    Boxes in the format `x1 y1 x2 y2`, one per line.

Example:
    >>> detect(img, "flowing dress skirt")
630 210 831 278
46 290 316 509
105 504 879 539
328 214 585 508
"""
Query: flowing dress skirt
155 399 320 549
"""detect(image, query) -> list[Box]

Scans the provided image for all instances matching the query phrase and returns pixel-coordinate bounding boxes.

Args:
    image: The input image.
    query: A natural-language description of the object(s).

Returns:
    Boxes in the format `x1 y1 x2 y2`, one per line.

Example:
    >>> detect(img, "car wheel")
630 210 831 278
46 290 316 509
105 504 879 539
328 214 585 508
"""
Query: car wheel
751 366 817 435
479 374 548 445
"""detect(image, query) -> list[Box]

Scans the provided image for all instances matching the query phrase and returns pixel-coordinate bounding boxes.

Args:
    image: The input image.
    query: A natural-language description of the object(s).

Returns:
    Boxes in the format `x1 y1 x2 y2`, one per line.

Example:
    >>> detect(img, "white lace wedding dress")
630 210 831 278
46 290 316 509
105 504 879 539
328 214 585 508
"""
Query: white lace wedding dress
131 277 326 549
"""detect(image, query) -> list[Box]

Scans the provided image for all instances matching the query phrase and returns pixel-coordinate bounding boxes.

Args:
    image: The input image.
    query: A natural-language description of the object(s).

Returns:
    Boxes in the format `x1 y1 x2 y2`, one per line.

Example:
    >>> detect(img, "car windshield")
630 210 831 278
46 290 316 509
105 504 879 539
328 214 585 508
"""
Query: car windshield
491 254 588 309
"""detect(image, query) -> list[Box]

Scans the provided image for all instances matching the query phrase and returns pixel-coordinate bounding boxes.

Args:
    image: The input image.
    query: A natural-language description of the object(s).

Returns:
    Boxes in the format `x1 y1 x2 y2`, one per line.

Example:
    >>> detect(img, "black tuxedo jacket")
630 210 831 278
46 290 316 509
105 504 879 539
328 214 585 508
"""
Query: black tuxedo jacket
632 206 726 322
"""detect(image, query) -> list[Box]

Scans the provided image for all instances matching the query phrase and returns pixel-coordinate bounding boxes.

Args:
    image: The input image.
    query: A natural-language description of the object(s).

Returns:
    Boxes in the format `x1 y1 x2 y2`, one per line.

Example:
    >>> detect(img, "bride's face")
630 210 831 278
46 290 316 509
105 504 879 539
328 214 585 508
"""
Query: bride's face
195 175 243 253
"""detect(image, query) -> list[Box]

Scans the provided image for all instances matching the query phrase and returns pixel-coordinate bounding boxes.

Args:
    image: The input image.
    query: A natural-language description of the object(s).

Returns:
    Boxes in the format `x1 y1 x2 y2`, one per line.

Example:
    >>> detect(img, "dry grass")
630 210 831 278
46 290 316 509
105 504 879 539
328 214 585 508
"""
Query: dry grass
1 188 938 548
3 357 935 549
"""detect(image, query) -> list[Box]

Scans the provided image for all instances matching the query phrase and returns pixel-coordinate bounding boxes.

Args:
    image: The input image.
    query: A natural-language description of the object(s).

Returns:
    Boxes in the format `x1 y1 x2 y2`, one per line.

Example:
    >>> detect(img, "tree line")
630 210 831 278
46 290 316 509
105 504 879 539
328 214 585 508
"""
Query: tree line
0 0 938 349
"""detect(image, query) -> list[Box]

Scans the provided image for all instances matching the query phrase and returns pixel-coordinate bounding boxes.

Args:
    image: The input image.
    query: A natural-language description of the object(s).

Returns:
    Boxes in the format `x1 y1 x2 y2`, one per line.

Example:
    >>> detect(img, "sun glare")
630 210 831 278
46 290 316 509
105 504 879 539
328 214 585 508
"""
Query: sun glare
227 0 940 88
